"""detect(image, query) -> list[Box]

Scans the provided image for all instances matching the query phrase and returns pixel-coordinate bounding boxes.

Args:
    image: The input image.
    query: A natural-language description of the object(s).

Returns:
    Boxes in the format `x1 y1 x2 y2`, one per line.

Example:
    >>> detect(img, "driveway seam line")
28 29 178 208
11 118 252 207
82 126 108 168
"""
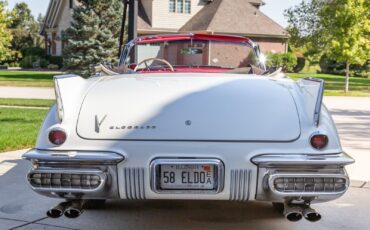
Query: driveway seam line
8 217 48 230
0 217 28 223
28 222 80 230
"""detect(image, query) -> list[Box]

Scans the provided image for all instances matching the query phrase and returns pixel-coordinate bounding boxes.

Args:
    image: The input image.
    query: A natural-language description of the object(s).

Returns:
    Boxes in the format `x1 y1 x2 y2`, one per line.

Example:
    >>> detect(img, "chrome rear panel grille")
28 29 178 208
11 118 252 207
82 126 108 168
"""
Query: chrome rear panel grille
28 171 103 190
229 169 251 201
123 168 146 200
270 175 348 194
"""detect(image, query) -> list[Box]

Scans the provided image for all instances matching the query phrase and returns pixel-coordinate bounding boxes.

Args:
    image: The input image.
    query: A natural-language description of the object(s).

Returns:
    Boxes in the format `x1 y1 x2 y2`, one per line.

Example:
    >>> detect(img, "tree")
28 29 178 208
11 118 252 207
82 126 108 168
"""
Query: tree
285 0 326 64
9 2 33 29
320 0 370 92
0 1 12 62
9 3 43 49
285 0 370 92
62 0 122 77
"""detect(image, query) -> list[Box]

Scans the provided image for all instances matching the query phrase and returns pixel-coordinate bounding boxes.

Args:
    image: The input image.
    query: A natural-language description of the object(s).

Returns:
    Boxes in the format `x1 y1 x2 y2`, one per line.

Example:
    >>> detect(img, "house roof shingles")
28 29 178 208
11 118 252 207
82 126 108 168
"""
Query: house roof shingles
179 0 288 38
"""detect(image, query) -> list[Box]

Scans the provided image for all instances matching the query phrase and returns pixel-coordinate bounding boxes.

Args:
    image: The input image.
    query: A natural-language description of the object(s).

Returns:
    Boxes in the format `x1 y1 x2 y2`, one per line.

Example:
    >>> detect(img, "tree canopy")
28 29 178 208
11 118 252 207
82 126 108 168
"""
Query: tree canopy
0 1 12 62
285 0 370 92
320 0 369 65
63 0 122 77
9 2 33 29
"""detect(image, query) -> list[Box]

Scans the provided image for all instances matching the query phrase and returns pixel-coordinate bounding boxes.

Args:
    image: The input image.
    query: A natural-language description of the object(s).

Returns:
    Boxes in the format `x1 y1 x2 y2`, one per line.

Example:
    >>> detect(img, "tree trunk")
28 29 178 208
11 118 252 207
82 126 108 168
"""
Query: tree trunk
345 61 350 93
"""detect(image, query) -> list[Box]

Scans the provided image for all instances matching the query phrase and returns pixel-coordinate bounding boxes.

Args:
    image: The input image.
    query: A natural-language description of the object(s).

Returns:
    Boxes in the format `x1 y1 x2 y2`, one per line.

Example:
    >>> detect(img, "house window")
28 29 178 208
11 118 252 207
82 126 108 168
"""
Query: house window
170 0 191 14
185 0 191 14
169 0 175 12
69 0 73 8
177 0 184 13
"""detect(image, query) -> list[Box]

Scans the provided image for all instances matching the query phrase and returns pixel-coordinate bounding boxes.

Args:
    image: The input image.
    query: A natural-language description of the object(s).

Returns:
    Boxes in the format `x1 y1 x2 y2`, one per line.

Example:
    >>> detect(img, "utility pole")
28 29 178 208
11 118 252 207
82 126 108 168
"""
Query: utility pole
118 0 128 58
128 0 138 42
127 0 138 63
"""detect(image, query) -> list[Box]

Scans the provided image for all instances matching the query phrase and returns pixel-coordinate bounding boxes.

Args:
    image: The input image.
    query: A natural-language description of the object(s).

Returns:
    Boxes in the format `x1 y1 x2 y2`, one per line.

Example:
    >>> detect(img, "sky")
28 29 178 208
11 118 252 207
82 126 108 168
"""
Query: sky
6 0 302 28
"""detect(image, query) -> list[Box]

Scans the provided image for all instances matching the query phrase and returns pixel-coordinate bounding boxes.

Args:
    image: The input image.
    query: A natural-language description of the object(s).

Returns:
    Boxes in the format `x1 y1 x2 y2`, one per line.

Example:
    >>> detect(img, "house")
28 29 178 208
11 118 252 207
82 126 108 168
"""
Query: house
42 0 289 56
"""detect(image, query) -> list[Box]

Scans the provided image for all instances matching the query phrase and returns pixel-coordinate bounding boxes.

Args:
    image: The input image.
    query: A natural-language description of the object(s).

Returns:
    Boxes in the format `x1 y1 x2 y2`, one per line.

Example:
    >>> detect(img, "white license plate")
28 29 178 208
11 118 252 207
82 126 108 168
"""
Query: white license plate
160 164 215 190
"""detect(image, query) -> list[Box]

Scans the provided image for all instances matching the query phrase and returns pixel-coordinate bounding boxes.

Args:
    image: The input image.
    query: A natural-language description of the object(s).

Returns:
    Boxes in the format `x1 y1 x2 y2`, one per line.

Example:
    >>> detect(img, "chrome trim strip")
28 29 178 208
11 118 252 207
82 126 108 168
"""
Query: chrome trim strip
229 169 251 201
27 168 107 194
123 167 146 200
251 152 354 167
268 173 349 197
303 77 324 126
23 149 124 165
150 158 225 194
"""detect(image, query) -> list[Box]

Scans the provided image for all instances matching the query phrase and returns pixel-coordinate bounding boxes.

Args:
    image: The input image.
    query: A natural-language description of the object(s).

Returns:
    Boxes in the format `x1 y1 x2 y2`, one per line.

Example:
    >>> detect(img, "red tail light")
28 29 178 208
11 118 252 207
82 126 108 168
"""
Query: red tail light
49 130 67 145
310 134 328 150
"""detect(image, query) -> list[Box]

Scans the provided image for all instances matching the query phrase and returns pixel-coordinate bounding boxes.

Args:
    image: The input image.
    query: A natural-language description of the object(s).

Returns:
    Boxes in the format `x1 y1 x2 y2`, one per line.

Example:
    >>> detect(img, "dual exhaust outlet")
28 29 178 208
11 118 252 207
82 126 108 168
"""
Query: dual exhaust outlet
47 200 84 219
283 203 322 222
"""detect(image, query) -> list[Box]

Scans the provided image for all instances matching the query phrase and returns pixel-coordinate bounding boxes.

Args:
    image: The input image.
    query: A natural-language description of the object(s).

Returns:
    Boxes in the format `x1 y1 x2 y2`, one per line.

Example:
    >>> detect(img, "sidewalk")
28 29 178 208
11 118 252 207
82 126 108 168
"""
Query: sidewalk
0 86 54 99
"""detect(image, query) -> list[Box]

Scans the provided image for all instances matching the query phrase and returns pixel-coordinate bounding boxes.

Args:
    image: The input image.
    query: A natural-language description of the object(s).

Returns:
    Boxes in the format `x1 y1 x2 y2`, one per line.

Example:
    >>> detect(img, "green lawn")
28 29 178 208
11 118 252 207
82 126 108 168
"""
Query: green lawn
0 98 54 107
0 70 59 87
287 73 370 96
0 108 47 152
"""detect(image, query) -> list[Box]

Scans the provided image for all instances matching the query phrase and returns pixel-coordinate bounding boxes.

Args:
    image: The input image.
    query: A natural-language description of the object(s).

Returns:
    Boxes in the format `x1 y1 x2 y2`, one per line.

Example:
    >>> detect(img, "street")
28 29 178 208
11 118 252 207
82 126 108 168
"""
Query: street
0 96 369 229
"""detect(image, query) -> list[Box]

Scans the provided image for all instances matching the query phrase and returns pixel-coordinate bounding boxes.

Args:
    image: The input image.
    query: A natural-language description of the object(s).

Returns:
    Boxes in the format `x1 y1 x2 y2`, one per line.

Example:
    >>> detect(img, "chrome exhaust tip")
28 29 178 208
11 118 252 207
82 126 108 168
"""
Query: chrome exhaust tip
303 207 322 222
47 201 71 218
64 200 84 219
283 203 303 222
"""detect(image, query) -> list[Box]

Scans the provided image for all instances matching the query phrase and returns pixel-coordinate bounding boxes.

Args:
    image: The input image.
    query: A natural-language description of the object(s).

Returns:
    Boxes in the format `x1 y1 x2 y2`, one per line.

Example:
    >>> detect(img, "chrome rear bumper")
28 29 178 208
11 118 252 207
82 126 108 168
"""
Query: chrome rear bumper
23 149 124 199
23 149 354 202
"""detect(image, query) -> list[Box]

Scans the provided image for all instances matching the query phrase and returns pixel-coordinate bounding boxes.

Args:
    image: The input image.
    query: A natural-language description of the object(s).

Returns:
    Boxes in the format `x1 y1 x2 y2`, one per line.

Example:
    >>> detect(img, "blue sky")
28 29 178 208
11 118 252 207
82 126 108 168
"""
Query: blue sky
7 0 301 28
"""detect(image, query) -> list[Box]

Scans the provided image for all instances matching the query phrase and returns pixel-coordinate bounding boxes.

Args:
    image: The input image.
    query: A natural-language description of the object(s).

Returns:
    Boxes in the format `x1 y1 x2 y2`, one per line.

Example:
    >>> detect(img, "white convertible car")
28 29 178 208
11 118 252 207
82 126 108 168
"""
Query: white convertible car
24 34 354 222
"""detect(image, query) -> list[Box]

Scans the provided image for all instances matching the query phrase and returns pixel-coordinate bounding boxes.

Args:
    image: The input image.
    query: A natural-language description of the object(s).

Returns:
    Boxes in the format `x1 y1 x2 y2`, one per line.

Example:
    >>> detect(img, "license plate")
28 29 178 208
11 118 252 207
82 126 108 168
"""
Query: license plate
151 159 224 193
160 164 215 190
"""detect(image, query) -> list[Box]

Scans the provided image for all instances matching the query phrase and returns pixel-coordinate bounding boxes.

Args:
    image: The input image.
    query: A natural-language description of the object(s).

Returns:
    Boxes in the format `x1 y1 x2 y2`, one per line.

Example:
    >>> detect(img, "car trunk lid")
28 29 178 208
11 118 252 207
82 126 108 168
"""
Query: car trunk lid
77 74 300 142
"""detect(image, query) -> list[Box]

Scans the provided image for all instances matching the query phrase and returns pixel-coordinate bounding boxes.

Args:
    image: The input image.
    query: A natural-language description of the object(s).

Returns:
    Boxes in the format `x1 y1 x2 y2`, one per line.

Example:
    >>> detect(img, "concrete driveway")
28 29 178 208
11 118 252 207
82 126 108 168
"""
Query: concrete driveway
0 96 369 229
324 97 370 182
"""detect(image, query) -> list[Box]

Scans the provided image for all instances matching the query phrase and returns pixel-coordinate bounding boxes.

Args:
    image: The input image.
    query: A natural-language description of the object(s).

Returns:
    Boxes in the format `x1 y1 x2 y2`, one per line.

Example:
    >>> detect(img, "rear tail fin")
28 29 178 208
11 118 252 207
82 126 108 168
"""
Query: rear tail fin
298 77 325 127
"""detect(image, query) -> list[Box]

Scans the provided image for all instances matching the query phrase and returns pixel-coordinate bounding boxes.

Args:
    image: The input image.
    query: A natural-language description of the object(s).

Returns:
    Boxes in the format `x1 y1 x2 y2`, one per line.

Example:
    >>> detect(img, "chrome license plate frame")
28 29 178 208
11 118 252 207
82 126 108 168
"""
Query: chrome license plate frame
150 158 224 194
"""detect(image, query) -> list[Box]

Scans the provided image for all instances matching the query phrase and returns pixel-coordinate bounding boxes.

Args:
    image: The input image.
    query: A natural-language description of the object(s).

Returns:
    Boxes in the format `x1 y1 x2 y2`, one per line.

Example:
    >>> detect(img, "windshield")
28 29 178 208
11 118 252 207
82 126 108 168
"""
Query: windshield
120 39 264 74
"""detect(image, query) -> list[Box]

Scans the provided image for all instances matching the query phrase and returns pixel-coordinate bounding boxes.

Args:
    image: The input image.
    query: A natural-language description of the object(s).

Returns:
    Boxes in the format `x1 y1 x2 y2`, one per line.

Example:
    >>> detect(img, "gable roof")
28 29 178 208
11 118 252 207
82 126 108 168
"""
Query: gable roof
41 0 64 34
138 0 151 30
179 0 288 38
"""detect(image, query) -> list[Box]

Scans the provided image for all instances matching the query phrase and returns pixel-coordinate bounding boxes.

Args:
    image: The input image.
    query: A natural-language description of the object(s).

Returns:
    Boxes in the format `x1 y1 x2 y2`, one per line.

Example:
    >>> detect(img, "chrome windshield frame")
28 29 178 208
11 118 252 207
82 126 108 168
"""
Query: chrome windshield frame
118 34 266 71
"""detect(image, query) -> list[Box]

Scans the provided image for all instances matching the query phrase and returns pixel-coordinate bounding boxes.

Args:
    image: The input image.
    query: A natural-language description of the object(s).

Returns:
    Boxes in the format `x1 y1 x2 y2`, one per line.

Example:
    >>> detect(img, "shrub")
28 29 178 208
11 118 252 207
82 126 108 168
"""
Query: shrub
21 47 46 58
293 52 305 73
39 59 49 68
20 56 35 69
47 64 60 70
9 62 20 67
47 56 63 68
319 55 369 77
266 52 297 72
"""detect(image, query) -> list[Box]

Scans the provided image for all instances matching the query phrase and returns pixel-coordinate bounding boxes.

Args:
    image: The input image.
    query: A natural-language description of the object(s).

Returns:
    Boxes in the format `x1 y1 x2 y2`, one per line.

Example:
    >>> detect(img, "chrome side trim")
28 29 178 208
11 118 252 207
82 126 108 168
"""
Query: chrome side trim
268 173 349 197
251 152 354 167
229 169 251 201
27 168 107 194
123 168 146 200
23 149 124 165
150 158 225 194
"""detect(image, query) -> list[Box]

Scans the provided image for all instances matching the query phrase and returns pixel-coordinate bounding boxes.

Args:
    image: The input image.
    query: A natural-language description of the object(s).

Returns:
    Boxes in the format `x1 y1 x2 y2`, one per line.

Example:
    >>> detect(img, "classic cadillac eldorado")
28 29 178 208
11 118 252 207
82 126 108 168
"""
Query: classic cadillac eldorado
23 34 354 222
